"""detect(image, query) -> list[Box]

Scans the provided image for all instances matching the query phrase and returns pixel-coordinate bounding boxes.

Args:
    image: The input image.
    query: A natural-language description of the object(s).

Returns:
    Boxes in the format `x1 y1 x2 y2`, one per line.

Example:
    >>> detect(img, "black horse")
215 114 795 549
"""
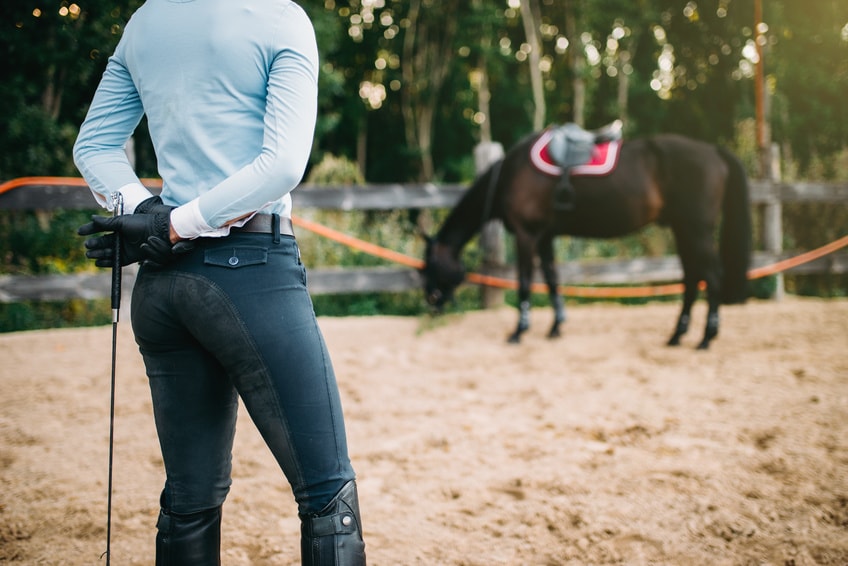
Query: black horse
421 127 751 349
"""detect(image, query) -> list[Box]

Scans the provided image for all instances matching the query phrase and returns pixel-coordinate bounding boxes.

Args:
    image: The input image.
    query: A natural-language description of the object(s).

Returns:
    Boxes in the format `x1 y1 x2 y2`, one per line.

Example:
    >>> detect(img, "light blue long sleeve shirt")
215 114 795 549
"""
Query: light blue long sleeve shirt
73 0 318 239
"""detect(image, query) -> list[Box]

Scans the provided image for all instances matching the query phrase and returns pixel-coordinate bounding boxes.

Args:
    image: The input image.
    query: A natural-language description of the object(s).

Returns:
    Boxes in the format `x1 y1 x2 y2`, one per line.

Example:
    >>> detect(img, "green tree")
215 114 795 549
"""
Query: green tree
766 1 848 176
0 1 142 178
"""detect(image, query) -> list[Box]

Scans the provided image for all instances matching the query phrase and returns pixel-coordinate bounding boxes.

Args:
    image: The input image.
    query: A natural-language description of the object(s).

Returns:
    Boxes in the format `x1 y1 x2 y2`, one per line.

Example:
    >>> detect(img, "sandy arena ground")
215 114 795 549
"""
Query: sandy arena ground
1 297 846 565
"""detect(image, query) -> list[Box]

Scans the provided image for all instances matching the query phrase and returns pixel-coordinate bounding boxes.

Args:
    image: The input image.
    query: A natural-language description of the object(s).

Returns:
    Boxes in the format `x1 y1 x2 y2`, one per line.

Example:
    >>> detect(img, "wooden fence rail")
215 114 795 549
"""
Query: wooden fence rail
1 179 847 303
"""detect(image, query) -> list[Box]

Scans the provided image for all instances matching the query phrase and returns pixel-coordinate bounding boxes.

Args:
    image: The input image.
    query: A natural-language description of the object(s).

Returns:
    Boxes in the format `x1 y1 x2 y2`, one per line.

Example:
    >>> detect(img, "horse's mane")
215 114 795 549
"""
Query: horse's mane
434 160 499 253
435 133 540 253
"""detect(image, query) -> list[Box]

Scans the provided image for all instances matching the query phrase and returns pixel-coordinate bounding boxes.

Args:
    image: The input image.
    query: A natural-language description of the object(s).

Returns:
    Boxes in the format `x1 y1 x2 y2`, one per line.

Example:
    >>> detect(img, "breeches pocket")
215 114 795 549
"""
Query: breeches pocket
202 242 307 289
204 246 268 269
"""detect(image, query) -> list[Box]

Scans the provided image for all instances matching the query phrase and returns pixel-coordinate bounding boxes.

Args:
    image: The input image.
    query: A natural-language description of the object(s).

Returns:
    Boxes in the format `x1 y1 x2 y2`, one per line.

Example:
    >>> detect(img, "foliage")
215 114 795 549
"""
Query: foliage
767 2 848 176
0 299 111 332
0 208 104 332
299 153 419 318
0 0 143 178
312 290 431 317
306 154 365 186
3 1 847 179
0 209 95 274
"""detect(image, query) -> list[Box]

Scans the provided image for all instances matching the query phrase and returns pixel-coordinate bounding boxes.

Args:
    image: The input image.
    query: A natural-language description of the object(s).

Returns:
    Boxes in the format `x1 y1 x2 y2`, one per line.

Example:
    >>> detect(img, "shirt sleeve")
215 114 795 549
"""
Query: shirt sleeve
72 48 155 213
170 5 319 239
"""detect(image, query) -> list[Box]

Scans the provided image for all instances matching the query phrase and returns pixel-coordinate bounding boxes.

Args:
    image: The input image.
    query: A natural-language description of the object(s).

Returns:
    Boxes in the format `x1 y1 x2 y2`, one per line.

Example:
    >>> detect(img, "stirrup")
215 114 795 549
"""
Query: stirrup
553 174 576 211
300 480 366 566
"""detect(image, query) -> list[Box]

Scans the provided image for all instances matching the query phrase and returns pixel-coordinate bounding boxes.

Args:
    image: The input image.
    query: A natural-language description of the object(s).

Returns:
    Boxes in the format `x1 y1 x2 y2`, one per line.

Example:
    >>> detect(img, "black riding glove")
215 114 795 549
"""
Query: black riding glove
134 195 173 215
78 208 176 267
133 195 195 264
140 235 195 267
78 214 155 268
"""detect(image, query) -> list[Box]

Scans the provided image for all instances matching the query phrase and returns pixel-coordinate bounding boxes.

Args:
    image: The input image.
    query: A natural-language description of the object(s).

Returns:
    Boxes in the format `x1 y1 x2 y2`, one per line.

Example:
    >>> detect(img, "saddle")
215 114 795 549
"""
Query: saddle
530 120 623 210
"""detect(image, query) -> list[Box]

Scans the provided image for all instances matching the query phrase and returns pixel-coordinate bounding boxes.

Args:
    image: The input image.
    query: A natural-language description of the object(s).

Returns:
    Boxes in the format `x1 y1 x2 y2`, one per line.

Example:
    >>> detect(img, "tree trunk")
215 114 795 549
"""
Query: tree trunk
401 0 458 181
418 104 435 181
565 0 585 126
478 55 493 144
617 49 630 126
401 0 421 153
520 0 545 130
356 118 367 181
41 65 65 121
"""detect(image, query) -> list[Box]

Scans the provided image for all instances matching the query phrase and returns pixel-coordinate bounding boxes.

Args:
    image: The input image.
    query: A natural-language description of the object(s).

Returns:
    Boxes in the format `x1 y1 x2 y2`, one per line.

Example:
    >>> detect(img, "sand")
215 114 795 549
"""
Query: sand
1 297 846 565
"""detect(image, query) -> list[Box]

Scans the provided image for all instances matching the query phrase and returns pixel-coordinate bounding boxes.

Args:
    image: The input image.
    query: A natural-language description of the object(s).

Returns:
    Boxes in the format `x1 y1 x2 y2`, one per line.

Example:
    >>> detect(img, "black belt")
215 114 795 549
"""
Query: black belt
231 214 295 236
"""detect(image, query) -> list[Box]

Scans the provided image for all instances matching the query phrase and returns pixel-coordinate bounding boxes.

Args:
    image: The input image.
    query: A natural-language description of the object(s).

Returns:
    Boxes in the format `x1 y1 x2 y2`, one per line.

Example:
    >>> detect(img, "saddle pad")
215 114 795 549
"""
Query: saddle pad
530 129 621 177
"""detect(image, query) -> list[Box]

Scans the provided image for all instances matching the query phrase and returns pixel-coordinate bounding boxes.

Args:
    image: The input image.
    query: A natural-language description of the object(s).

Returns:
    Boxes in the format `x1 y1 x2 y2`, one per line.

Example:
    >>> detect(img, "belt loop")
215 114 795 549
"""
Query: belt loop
272 213 280 244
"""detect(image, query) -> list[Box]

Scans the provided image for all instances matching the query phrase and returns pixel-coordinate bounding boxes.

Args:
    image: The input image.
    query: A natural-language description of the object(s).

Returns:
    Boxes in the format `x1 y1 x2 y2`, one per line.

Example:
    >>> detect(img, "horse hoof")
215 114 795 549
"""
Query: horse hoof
696 341 710 350
507 334 521 344
667 338 681 347
548 329 561 339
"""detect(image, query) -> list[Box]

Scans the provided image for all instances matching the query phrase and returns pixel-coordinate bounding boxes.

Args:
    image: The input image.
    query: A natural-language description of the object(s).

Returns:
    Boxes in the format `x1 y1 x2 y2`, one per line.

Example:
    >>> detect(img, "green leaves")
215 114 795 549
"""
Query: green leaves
3 1 845 182
0 0 143 179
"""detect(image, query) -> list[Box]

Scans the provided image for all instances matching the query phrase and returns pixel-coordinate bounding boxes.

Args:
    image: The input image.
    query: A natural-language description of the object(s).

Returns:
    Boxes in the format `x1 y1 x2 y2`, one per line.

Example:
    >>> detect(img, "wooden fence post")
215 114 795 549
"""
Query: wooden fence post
761 142 785 300
474 141 505 309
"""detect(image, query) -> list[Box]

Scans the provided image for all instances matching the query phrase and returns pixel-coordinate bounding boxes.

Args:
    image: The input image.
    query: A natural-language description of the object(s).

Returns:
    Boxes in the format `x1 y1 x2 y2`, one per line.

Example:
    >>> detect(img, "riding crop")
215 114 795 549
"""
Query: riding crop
103 192 123 564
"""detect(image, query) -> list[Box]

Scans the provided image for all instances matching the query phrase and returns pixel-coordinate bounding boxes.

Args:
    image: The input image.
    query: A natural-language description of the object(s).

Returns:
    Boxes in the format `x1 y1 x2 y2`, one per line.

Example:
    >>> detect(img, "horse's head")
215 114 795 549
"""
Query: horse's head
420 236 466 311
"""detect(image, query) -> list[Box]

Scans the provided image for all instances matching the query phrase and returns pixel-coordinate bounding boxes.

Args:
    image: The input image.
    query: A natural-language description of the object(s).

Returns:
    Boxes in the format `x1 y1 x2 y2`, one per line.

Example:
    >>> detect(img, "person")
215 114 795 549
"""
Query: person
73 1 366 564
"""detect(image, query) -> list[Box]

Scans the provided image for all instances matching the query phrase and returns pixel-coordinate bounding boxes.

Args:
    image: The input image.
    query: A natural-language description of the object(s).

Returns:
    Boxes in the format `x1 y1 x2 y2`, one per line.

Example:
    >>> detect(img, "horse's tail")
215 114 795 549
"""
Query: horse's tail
717 146 752 304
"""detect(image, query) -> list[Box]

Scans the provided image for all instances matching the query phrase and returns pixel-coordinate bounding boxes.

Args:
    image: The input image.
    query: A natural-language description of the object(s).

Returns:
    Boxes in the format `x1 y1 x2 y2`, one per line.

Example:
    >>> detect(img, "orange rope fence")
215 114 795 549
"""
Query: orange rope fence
2 177 846 298
746 235 848 279
0 176 162 196
291 215 847 298
291 215 425 270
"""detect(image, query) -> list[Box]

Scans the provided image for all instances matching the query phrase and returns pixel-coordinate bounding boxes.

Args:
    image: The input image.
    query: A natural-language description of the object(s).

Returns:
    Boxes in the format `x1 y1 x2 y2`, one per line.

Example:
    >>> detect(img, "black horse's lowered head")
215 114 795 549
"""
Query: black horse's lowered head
420 236 466 311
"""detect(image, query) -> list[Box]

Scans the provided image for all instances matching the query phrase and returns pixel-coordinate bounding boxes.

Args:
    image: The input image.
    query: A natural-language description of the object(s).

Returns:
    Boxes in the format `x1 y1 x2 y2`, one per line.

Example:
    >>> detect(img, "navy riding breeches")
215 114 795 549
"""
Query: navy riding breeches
130 230 355 517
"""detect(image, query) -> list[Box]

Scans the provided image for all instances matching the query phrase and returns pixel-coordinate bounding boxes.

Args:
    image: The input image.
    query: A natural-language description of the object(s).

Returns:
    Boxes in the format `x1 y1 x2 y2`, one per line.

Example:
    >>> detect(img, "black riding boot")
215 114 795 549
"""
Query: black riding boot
155 505 222 566
300 480 366 566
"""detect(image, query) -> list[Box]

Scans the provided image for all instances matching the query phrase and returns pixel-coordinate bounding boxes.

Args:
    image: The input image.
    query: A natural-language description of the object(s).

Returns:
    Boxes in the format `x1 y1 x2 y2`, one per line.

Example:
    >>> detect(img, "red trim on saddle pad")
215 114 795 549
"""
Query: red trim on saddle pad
530 129 621 177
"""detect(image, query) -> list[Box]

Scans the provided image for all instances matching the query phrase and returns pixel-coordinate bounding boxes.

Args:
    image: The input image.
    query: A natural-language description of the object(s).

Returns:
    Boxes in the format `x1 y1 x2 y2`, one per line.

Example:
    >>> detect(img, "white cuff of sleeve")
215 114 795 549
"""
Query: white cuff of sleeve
118 182 155 214
170 199 213 240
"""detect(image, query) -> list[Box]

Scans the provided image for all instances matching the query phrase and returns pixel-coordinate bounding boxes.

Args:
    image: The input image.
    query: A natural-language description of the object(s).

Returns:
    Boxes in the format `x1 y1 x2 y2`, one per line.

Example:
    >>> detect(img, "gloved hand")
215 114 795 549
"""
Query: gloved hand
78 207 178 267
134 195 173 215
133 195 195 265
77 214 167 267
140 235 195 267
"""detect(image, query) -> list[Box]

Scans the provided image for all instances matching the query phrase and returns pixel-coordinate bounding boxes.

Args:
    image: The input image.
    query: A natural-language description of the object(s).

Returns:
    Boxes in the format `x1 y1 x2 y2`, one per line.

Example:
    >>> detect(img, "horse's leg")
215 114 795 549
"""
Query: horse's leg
696 243 723 350
507 299 530 344
698 292 720 350
668 274 698 346
670 225 721 349
507 233 537 344
537 235 566 338
668 229 699 347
